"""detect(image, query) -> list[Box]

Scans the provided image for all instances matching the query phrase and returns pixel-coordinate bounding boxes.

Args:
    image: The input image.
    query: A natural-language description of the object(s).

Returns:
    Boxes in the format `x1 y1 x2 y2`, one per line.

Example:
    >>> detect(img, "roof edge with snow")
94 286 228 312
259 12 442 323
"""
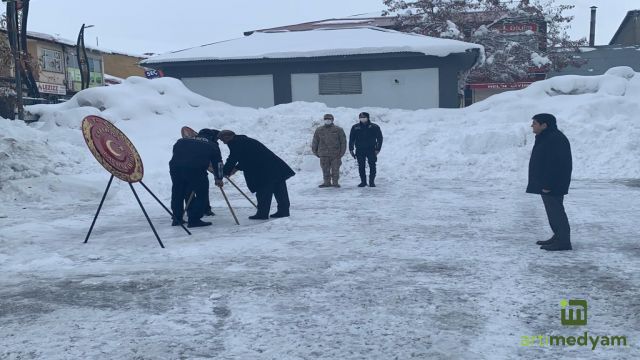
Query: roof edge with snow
141 27 483 66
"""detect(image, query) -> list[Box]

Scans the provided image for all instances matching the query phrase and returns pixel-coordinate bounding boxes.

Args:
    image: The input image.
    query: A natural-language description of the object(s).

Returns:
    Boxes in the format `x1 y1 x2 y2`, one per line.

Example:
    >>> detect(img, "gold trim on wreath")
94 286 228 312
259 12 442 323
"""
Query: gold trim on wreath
82 115 144 183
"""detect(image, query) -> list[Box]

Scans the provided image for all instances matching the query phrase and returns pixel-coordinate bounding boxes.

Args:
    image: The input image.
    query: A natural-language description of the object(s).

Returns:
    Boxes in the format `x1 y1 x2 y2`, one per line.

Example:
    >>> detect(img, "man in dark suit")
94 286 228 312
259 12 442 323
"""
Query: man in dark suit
169 129 223 228
218 130 295 220
527 113 573 251
349 112 383 187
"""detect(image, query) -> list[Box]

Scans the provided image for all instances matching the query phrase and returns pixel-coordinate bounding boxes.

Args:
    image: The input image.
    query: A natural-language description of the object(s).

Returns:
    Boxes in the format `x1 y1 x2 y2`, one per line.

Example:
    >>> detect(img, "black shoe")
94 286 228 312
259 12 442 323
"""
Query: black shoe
270 211 289 218
171 218 185 226
318 183 332 188
541 243 572 251
536 237 556 246
358 182 367 187
369 182 376 187
187 220 212 228
249 214 269 220
332 184 341 188
204 209 215 216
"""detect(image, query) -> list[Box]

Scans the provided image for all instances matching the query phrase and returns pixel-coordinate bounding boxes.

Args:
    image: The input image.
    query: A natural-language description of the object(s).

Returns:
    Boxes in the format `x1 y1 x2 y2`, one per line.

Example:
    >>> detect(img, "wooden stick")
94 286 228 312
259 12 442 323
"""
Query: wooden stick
225 176 257 208
219 186 240 225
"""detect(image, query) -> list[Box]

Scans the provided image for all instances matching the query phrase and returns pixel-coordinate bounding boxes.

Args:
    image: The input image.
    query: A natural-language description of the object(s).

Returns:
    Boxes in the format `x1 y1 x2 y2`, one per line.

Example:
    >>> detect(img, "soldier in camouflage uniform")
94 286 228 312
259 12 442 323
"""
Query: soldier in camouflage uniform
311 113 347 188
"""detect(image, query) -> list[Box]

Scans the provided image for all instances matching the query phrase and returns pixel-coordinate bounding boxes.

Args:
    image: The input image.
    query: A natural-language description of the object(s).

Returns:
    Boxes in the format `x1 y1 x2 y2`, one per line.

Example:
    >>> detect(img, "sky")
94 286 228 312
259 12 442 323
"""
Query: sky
18 0 639 56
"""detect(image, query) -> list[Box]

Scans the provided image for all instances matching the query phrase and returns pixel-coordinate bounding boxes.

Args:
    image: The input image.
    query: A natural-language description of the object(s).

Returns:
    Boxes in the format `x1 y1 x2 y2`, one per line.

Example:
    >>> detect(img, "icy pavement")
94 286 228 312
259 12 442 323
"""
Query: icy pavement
0 178 638 359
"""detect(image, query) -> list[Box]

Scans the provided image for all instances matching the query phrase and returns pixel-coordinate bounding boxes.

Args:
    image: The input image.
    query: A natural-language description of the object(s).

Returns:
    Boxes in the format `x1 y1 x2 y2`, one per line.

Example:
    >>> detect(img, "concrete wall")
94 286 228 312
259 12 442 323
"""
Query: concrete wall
182 75 275 108
153 51 481 109
291 68 439 110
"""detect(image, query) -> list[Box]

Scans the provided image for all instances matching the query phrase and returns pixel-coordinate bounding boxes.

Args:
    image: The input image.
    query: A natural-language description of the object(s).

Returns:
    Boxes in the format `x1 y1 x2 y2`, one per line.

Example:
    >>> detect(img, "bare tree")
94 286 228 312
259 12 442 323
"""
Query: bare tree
1 12 11 74
383 0 586 83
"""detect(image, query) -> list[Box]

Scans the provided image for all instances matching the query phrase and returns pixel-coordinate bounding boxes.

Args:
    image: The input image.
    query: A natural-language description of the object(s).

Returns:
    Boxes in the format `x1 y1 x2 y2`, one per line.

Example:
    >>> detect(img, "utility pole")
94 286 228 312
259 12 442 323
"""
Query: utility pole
4 0 24 119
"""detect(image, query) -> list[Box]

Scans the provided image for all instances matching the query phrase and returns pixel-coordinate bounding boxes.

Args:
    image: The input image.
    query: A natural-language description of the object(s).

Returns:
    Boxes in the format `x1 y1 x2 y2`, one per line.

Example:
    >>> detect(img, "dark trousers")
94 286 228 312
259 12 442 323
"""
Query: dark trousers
170 168 208 223
541 195 571 245
184 176 211 212
255 180 290 217
356 151 377 181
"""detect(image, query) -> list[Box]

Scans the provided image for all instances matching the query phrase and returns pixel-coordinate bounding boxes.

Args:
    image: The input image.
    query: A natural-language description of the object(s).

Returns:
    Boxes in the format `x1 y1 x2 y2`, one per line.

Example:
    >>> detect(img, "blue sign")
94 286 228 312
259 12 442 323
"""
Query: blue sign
144 69 163 79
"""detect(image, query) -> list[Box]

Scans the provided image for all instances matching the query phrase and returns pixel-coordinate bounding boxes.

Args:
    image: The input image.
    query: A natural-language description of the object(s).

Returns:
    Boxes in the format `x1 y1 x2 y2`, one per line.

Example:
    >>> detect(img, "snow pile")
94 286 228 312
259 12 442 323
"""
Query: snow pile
0 119 86 183
28 76 233 128
1 67 639 203
530 52 551 67
440 20 462 39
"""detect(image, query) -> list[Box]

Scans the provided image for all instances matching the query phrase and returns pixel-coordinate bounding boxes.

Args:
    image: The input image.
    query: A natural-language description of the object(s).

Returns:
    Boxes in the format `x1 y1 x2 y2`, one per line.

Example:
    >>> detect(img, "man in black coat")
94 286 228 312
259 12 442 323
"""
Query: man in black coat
218 130 295 220
349 112 383 187
169 129 224 228
527 113 573 251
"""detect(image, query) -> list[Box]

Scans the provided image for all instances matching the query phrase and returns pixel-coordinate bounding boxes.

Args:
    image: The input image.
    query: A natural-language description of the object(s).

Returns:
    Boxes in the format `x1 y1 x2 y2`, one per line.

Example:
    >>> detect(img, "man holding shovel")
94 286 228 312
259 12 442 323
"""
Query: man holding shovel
169 129 223 228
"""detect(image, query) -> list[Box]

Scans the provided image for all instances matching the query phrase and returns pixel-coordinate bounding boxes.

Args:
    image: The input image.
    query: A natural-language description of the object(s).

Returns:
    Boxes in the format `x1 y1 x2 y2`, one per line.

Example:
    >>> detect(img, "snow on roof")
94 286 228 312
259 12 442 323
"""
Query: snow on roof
345 11 388 18
315 19 371 25
1 29 148 58
142 27 483 65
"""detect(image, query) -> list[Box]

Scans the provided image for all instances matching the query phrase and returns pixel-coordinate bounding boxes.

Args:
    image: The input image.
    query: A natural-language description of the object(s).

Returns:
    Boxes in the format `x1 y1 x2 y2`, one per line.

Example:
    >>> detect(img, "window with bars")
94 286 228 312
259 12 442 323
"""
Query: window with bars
319 72 362 95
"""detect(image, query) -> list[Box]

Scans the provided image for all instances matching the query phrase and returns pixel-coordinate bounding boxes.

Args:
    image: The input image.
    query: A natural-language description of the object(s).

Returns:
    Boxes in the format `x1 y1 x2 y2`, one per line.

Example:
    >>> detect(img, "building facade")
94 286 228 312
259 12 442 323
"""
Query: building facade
1 29 145 117
550 9 640 78
610 10 640 46
143 27 482 110
246 12 547 105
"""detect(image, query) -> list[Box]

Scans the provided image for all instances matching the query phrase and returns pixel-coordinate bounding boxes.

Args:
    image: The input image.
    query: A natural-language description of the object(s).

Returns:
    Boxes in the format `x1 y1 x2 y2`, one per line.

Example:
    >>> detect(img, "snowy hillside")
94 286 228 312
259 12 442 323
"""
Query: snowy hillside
1 69 639 359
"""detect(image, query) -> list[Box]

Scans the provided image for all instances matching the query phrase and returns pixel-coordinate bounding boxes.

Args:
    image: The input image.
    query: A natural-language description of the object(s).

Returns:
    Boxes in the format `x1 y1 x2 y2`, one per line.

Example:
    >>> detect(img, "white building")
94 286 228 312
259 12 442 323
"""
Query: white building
142 27 483 110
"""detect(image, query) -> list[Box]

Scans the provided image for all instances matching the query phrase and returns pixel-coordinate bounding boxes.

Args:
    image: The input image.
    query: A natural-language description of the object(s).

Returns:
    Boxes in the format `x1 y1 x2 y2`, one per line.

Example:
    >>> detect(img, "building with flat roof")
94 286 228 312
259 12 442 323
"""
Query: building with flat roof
142 27 482 110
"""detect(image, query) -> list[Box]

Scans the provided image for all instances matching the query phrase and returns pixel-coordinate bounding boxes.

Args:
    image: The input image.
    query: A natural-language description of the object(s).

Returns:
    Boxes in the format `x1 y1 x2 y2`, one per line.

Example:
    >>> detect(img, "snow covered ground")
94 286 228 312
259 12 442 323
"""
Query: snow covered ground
1 68 639 359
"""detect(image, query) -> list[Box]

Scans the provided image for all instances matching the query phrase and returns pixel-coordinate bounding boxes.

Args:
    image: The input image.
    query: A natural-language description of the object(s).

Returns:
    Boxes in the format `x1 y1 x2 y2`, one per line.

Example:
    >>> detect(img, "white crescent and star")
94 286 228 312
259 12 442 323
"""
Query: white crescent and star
105 139 124 157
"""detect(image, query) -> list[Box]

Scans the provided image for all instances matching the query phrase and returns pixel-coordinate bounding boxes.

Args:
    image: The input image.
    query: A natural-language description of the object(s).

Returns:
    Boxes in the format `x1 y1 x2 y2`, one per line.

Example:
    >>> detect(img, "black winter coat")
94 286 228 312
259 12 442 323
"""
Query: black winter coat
349 121 383 154
169 137 223 179
222 135 295 193
527 127 572 195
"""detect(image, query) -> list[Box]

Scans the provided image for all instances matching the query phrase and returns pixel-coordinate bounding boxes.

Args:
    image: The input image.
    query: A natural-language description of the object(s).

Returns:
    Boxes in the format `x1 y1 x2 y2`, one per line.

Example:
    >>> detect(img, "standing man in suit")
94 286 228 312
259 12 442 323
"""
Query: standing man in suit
527 113 573 251
349 112 383 187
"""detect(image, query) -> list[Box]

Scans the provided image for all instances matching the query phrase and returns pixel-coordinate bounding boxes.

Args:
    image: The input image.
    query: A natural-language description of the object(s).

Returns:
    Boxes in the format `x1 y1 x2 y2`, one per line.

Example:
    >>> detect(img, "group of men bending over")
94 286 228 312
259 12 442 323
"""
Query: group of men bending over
169 129 295 228
169 112 384 228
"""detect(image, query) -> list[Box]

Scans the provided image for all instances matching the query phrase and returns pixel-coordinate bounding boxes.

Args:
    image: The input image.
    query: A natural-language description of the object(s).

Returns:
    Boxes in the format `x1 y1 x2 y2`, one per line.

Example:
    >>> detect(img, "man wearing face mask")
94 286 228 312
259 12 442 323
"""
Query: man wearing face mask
311 113 347 188
349 112 383 187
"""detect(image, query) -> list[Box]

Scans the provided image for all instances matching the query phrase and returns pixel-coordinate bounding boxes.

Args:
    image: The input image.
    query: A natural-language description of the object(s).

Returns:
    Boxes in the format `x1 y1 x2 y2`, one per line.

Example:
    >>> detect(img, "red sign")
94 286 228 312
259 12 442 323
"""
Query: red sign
469 82 534 89
36 82 66 95
495 23 538 33
82 115 144 183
